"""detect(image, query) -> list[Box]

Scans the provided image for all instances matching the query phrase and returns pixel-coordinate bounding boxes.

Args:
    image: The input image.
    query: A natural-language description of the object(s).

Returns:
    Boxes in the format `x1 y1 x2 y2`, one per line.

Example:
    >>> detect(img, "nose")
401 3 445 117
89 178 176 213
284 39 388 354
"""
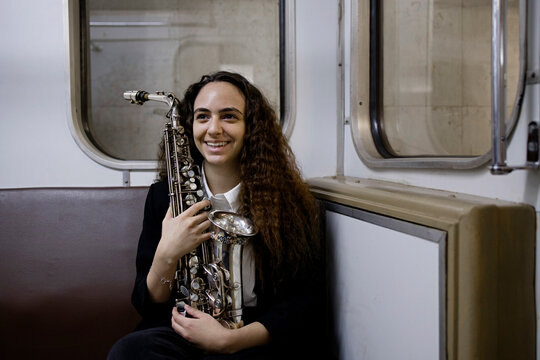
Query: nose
207 115 223 135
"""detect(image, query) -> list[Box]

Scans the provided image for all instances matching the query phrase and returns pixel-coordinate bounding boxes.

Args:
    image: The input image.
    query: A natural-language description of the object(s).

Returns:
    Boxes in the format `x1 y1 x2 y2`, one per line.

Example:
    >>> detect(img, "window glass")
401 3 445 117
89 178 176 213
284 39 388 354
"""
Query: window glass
83 0 280 160
375 0 520 157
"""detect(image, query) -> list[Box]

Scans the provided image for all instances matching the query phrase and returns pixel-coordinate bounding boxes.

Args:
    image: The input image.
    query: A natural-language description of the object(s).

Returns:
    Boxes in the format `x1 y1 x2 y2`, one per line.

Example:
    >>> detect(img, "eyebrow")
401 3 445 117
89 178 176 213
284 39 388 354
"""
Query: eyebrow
194 107 244 116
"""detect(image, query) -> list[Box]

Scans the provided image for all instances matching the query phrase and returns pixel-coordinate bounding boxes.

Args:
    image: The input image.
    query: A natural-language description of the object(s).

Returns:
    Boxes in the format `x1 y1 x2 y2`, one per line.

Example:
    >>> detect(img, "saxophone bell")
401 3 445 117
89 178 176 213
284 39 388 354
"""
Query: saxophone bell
207 210 258 328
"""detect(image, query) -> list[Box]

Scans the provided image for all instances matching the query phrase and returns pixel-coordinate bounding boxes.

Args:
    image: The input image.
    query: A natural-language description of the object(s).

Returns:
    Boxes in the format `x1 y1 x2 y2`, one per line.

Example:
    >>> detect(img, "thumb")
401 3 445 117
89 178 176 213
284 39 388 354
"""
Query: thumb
164 205 173 220
184 304 204 319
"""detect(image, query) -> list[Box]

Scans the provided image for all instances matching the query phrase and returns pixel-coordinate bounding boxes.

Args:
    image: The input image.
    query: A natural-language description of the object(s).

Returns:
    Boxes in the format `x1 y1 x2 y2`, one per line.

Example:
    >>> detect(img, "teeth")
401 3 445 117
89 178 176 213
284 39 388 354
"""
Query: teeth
206 142 228 147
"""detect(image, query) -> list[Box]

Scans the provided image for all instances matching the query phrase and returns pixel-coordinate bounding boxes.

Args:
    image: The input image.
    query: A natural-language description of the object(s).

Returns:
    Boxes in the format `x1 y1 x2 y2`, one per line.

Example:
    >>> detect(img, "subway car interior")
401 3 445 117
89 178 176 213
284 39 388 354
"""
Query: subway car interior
1 0 539 359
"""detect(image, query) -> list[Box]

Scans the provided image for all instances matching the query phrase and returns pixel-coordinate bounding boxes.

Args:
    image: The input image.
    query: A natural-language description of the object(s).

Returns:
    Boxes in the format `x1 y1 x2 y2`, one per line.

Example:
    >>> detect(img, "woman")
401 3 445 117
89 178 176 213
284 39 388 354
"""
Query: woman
109 71 323 359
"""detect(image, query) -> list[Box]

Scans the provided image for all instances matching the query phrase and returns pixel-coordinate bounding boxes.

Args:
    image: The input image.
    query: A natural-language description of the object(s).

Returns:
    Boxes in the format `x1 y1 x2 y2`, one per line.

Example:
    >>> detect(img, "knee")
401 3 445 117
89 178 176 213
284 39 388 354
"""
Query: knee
107 332 142 360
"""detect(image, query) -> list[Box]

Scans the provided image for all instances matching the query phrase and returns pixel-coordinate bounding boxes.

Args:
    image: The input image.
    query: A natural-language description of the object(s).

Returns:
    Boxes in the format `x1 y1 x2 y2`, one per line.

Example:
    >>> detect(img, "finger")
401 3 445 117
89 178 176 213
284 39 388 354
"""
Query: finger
185 200 211 215
193 233 212 249
171 314 185 335
172 307 188 326
172 306 183 321
184 304 204 319
192 211 210 224
195 220 212 236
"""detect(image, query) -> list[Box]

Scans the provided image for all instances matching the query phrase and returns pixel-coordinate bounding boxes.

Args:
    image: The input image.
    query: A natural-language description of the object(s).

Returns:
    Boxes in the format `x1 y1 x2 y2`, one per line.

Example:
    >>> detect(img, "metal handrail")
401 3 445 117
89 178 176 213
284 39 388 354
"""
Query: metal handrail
490 0 538 174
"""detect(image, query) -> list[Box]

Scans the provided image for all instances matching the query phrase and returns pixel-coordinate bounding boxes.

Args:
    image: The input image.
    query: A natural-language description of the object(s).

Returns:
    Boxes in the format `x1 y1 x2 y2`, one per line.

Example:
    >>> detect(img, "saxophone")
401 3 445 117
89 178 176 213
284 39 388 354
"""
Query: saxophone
123 90 258 328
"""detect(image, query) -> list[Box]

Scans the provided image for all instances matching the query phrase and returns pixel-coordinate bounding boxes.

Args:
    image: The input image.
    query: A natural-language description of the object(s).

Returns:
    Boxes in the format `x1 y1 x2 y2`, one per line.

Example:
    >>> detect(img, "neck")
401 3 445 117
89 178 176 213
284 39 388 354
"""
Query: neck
203 162 241 195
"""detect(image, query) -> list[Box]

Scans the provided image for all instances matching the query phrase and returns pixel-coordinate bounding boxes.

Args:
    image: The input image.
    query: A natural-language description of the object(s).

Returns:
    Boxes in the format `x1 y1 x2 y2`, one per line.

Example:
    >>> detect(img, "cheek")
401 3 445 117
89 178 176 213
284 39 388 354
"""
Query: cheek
192 125 203 143
237 124 246 145
194 139 203 154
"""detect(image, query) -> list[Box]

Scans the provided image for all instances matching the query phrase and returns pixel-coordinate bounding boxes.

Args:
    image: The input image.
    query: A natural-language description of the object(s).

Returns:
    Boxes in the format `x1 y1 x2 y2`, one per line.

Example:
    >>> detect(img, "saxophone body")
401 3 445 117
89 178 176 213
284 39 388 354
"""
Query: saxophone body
124 90 258 329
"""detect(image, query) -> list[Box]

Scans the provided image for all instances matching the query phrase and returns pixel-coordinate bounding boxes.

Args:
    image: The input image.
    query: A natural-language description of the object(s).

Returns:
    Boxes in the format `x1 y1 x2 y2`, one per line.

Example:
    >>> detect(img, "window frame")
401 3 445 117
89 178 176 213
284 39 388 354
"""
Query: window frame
63 0 296 171
349 0 525 170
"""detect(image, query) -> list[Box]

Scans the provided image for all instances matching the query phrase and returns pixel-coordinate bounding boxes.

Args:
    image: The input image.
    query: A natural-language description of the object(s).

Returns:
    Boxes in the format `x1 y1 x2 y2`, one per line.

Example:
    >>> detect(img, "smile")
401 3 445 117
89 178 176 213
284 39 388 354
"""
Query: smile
205 141 230 148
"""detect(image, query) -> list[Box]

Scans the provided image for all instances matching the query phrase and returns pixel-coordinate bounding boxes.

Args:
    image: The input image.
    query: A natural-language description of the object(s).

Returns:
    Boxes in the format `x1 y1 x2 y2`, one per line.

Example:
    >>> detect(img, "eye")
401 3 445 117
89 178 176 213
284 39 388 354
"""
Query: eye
222 113 239 121
195 113 209 121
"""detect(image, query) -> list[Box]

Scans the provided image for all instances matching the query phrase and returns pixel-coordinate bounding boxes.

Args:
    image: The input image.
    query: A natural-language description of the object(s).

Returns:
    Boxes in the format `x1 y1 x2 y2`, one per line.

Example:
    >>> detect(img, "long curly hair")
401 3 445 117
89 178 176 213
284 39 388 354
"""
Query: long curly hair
158 71 321 291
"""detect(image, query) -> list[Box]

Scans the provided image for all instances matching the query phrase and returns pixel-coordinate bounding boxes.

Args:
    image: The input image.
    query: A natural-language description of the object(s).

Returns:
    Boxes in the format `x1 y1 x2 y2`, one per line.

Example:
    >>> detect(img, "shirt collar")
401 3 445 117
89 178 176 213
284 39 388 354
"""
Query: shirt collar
201 163 242 213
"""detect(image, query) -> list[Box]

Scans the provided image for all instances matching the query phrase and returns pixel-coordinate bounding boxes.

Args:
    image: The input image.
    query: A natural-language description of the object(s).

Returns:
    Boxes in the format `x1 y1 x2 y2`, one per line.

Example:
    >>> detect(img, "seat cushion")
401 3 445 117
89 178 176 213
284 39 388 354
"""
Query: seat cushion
0 187 148 359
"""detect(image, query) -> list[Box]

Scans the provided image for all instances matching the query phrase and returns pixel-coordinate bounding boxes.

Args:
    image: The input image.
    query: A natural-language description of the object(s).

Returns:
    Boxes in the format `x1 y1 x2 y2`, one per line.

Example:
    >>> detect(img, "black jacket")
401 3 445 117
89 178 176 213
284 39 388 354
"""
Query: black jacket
131 181 326 355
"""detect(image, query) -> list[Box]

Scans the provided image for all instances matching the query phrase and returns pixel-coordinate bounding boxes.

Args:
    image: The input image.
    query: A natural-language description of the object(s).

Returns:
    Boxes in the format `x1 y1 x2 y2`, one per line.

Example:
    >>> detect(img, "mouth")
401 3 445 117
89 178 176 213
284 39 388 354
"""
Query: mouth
204 141 230 148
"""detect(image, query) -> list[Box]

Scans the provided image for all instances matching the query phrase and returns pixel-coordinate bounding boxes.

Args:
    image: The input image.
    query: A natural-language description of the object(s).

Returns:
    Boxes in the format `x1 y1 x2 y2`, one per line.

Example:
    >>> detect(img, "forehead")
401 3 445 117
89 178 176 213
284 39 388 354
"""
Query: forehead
194 82 245 111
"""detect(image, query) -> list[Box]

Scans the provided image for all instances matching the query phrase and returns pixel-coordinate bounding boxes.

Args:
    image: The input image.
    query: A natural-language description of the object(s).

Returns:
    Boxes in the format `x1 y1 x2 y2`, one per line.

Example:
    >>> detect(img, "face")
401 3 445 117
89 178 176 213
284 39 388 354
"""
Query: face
193 81 246 172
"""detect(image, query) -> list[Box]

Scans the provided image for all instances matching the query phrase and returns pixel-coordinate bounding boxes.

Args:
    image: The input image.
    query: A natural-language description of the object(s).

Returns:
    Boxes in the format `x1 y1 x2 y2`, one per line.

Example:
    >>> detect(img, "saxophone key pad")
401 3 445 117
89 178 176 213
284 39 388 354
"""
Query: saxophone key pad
180 285 190 298
189 256 199 267
184 194 196 206
191 277 204 291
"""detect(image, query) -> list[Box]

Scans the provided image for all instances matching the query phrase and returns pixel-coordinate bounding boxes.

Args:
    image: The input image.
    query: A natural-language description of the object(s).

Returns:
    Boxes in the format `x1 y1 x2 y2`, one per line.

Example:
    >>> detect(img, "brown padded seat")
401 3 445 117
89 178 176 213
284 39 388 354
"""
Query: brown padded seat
0 187 148 359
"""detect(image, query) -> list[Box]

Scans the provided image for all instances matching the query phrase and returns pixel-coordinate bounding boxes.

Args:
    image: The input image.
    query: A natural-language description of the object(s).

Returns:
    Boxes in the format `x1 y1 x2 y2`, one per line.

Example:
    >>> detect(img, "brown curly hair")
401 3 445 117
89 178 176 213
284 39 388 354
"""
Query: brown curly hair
158 71 321 291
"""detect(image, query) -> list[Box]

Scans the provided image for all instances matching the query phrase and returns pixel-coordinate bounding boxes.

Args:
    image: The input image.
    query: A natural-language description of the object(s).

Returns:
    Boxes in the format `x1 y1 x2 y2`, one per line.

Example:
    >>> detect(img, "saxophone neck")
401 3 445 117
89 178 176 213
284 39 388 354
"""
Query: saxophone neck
123 90 183 129
169 98 182 130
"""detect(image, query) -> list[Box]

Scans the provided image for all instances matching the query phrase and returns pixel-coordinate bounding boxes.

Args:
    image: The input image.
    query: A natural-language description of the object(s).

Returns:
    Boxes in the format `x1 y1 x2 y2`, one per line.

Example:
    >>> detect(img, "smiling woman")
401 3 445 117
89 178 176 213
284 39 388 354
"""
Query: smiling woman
108 71 324 359
193 82 246 188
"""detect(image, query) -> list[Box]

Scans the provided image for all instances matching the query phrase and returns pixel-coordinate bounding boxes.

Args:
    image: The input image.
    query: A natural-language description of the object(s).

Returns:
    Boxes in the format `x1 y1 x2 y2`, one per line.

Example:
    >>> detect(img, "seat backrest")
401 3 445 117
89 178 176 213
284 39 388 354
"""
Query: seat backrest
0 187 148 360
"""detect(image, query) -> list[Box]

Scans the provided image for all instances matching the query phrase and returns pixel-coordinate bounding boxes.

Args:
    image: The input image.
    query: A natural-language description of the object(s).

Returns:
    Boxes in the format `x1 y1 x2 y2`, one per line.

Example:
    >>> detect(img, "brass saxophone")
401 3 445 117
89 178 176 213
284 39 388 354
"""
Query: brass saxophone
123 90 258 328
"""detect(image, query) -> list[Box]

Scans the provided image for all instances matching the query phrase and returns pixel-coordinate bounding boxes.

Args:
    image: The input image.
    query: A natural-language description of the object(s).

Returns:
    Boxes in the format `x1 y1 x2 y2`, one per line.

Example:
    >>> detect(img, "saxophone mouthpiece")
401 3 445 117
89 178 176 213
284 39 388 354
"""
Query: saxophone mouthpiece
123 90 149 105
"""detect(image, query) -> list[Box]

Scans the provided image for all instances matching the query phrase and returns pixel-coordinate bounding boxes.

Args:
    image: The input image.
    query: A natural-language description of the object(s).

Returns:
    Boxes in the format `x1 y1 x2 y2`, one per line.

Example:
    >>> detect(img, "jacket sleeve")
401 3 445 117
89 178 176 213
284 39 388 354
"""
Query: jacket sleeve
131 182 174 328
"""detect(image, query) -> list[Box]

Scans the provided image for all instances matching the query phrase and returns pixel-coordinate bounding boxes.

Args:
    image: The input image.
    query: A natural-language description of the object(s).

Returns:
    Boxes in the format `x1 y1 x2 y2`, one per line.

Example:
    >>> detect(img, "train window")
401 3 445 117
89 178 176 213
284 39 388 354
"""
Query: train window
66 0 294 169
350 0 521 168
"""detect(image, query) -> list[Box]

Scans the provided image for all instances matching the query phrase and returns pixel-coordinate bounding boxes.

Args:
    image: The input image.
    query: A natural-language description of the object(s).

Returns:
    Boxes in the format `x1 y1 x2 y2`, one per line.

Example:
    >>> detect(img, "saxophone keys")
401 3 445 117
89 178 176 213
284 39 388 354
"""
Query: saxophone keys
189 256 199 267
180 285 190 297
189 258 199 274
205 289 216 304
191 277 204 291
185 194 196 206
180 165 190 177
212 295 225 315
221 267 230 281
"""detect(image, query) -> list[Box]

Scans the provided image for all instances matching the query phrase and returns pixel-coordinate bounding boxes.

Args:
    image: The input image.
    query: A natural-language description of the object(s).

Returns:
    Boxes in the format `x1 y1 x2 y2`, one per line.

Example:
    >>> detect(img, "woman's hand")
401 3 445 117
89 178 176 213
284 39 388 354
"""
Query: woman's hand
171 305 233 354
147 200 211 303
155 200 212 265
171 305 272 354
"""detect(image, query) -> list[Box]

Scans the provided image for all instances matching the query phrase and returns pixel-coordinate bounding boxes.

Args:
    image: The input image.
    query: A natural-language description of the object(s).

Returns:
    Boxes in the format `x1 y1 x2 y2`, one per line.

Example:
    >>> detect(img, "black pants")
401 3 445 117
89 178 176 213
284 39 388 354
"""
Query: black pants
107 326 278 360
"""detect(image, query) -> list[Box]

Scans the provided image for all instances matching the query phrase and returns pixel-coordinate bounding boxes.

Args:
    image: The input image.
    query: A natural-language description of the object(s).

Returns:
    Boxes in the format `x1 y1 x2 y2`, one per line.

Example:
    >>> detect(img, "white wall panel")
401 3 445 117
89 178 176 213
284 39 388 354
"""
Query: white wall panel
0 0 156 188
327 210 441 360
290 0 339 179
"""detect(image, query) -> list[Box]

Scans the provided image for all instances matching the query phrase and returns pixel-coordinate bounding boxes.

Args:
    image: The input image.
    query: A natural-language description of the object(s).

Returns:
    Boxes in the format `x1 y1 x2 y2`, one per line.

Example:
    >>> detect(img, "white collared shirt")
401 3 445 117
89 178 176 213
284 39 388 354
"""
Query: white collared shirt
201 165 257 307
